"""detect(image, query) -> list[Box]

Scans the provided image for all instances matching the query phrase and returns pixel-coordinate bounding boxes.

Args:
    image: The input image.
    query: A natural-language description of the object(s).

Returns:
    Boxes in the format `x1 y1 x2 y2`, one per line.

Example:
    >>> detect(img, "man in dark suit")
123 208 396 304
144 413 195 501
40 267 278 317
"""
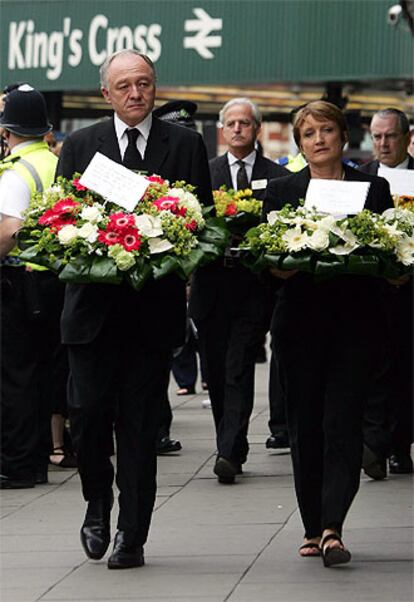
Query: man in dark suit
189 98 288 484
359 108 413 479
56 50 212 569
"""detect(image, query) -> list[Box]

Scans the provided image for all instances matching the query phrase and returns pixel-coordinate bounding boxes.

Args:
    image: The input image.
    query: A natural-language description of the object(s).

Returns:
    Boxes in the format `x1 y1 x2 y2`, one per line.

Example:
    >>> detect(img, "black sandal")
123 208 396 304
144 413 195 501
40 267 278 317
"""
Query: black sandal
320 533 351 567
49 447 77 469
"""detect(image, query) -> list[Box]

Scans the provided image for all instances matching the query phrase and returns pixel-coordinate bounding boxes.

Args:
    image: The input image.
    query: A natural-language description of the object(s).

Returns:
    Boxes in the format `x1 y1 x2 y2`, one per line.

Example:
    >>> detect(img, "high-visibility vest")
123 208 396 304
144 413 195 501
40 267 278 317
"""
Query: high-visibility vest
0 140 57 269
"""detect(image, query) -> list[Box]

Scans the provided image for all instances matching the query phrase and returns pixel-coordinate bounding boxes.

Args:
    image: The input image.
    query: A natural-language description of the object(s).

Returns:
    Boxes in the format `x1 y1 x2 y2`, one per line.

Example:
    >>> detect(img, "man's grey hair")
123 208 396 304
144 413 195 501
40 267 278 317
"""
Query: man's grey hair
371 108 410 134
219 98 262 126
99 50 156 89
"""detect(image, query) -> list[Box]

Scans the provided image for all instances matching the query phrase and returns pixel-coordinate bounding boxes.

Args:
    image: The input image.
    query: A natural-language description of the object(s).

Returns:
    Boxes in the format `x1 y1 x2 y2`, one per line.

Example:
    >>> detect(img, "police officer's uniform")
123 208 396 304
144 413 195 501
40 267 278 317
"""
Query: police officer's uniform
0 86 66 488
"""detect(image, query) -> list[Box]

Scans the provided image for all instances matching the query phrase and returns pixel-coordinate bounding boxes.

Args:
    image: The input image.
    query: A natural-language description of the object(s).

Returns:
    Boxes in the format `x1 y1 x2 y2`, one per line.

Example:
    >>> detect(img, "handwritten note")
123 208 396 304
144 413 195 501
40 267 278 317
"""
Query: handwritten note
378 166 414 196
305 179 371 216
79 152 150 212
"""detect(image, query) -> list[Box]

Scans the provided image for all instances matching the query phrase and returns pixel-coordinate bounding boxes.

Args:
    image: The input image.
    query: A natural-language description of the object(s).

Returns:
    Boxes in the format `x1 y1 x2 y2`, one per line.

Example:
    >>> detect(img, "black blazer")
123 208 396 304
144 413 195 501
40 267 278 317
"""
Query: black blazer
359 155 414 175
189 154 288 321
209 153 288 201
56 115 212 346
263 164 393 338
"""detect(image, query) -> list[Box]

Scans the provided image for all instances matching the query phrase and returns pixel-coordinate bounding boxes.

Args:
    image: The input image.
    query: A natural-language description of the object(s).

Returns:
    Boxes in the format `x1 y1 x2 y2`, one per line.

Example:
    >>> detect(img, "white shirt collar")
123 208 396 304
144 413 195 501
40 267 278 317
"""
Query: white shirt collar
379 156 410 170
114 112 152 144
227 150 256 167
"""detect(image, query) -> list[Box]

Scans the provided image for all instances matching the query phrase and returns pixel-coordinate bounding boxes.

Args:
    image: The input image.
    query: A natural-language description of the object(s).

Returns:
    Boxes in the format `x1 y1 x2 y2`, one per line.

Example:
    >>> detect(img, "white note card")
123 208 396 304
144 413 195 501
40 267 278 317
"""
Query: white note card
378 166 414 196
304 179 371 215
79 152 150 212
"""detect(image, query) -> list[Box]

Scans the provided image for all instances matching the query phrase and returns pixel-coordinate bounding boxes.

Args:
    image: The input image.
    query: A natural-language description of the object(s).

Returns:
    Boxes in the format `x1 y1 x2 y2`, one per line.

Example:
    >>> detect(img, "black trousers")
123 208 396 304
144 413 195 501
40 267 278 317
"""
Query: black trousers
195 270 267 464
1 267 66 480
268 346 287 435
363 283 413 458
272 275 383 539
67 317 170 546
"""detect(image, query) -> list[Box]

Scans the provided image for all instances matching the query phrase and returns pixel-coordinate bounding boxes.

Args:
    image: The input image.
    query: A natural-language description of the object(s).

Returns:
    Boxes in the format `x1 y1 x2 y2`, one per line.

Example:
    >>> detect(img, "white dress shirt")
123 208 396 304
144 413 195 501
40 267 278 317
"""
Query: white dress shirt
227 150 256 190
114 112 152 161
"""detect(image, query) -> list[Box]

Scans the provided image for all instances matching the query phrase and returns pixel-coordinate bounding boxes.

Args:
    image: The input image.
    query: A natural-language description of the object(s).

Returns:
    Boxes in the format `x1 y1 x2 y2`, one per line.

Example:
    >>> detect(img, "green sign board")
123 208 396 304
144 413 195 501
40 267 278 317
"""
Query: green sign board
1 0 413 91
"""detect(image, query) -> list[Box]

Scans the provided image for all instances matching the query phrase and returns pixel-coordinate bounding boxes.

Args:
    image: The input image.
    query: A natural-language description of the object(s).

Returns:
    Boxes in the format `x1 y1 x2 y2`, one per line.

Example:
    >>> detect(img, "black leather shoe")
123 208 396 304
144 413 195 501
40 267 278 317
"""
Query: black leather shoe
214 456 240 484
362 444 387 480
157 437 182 455
0 474 35 489
266 431 290 449
107 531 145 569
389 453 413 474
80 493 114 560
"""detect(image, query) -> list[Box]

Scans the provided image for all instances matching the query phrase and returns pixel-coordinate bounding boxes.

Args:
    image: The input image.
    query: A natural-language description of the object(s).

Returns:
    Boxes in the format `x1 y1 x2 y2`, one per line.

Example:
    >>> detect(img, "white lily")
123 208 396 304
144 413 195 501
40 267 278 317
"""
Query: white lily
148 237 174 254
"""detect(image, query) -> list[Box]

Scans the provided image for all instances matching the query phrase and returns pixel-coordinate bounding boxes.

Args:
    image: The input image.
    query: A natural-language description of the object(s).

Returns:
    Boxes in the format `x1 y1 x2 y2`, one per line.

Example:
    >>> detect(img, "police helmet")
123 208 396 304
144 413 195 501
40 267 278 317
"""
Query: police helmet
153 100 197 130
0 84 52 137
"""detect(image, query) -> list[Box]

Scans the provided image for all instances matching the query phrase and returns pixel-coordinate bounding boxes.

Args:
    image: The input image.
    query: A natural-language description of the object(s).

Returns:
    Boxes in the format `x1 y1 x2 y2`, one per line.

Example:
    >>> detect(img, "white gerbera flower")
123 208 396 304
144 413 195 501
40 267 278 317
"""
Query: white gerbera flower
148 237 174 254
282 228 308 252
134 214 163 237
396 235 414 266
58 224 79 245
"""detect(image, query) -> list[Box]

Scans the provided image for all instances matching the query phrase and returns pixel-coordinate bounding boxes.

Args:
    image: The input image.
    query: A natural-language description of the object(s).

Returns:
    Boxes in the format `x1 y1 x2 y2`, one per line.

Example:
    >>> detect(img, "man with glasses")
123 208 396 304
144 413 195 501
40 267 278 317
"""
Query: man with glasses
359 108 413 479
361 108 413 172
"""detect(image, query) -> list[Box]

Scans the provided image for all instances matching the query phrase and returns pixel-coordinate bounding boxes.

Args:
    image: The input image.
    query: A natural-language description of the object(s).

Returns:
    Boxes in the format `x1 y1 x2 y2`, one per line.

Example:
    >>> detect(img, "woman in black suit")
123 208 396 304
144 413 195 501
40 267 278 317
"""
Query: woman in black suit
263 101 392 567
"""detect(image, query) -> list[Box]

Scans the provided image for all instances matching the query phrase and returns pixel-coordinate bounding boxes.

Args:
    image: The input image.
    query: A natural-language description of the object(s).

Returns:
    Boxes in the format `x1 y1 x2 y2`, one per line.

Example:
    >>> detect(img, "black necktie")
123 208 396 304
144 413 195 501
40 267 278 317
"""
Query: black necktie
123 128 143 169
236 160 249 190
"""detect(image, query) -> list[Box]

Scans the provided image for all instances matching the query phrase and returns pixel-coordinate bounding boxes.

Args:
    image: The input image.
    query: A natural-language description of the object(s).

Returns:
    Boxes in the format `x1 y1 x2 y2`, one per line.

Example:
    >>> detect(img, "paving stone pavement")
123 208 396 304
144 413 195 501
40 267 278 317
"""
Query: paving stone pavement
1 360 413 602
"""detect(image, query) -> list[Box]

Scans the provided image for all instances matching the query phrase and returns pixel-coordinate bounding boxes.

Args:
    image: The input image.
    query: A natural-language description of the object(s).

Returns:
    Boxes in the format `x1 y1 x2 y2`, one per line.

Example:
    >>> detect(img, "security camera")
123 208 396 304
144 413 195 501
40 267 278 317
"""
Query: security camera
388 3 403 24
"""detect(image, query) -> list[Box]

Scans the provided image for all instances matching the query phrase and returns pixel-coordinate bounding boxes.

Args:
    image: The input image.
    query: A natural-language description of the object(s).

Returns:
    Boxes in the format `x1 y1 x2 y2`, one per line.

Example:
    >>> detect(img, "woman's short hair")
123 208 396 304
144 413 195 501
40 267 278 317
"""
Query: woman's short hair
293 100 348 148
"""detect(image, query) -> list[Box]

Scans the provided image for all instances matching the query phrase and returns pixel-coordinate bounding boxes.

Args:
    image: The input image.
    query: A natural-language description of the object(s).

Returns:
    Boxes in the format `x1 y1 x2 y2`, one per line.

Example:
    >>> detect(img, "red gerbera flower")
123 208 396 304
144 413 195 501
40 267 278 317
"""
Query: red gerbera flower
52 198 81 215
98 230 120 246
52 218 77 232
108 212 136 231
39 208 62 226
153 196 179 212
72 178 88 191
146 175 165 185
120 228 142 251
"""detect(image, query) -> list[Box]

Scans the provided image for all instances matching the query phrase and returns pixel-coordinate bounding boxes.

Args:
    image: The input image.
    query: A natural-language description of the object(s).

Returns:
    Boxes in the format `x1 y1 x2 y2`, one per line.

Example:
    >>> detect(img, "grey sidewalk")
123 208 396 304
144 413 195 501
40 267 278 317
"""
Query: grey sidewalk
1 361 413 602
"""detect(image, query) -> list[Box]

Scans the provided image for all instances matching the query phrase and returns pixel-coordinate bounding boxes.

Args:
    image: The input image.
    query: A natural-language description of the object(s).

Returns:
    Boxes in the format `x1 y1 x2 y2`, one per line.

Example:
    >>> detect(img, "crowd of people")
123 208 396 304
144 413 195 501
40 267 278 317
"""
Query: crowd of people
0 50 412 571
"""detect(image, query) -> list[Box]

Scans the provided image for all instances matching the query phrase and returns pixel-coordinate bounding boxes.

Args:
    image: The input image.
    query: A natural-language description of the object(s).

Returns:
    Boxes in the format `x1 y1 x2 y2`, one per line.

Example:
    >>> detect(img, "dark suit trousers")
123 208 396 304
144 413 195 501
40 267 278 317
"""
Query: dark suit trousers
1 268 66 480
67 308 170 545
268 346 287 434
195 267 268 464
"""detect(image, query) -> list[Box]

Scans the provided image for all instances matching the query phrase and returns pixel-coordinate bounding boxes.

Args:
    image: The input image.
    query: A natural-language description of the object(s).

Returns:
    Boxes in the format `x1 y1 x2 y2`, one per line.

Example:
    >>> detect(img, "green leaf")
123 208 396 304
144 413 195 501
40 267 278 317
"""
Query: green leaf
280 254 314 272
346 254 380 276
59 256 122 285
152 255 182 280
126 259 152 290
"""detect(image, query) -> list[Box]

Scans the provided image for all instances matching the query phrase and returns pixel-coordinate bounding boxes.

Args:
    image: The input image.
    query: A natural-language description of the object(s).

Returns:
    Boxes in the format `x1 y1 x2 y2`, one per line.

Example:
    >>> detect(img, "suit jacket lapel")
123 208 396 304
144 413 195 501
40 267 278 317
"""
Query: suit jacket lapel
216 155 232 188
143 117 169 173
96 117 122 164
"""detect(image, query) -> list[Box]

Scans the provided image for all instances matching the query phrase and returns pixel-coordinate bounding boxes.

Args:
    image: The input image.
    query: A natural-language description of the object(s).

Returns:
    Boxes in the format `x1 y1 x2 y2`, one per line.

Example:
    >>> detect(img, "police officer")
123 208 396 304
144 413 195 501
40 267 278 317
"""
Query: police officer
0 84 66 488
